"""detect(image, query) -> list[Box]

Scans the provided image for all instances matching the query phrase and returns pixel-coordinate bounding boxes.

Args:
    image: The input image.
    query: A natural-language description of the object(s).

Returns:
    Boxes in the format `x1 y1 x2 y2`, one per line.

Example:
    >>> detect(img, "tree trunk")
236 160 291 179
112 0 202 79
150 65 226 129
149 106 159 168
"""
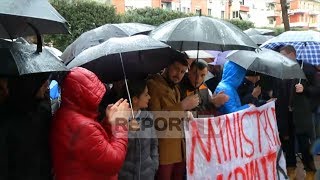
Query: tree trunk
280 0 290 31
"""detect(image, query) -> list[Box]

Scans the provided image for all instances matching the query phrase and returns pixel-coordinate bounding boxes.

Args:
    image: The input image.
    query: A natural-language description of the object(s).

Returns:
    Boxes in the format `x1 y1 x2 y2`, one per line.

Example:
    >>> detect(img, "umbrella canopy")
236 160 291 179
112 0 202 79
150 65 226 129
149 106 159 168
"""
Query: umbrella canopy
0 0 69 39
261 30 320 65
207 50 231 65
62 23 155 64
149 16 258 51
249 34 274 45
226 48 306 79
67 35 182 82
185 50 214 59
244 28 275 36
0 39 68 76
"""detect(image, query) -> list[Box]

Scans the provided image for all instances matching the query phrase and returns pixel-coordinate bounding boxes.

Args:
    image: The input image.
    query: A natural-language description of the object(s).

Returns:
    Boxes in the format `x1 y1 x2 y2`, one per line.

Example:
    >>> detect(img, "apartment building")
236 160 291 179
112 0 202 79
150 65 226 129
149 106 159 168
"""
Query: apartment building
288 0 320 29
108 0 319 29
207 0 226 19
227 0 250 20
258 0 320 29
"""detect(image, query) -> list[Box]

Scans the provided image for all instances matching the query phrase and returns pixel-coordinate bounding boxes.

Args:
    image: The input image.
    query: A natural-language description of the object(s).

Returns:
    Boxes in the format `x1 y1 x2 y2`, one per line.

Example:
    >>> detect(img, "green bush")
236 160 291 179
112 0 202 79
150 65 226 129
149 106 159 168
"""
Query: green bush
45 0 121 51
226 19 255 30
121 7 193 26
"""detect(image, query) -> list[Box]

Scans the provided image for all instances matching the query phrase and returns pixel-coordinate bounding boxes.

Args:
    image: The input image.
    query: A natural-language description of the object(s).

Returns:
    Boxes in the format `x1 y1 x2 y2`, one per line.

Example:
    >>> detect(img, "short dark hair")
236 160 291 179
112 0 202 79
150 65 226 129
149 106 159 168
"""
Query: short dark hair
190 59 208 70
246 70 260 76
279 45 296 55
170 51 189 67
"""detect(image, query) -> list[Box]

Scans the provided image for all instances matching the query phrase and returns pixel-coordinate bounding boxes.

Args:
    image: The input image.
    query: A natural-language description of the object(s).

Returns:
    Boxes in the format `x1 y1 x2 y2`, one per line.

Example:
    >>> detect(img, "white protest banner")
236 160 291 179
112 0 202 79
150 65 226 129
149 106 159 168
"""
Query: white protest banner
185 101 287 180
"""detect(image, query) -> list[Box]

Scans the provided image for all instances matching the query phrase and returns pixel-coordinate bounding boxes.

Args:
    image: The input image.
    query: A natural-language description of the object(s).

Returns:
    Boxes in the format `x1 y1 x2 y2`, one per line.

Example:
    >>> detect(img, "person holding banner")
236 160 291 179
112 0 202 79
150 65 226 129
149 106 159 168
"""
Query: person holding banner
214 60 255 114
180 59 229 117
147 54 199 180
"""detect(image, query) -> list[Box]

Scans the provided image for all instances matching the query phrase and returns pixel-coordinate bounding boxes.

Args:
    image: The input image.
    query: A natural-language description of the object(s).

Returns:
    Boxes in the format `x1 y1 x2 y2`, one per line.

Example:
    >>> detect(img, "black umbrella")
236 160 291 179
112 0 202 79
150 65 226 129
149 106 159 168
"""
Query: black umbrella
249 34 274 45
62 23 155 64
244 28 275 36
0 0 68 39
149 16 258 51
226 48 306 79
67 35 181 82
0 39 68 76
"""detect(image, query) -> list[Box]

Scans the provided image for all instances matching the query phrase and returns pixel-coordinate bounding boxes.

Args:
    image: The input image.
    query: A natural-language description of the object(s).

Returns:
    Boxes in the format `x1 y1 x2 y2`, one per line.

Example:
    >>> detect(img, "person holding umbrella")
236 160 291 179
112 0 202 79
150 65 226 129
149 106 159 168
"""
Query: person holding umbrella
51 67 130 180
4 73 53 180
147 55 199 180
118 80 159 180
0 77 9 179
272 45 317 179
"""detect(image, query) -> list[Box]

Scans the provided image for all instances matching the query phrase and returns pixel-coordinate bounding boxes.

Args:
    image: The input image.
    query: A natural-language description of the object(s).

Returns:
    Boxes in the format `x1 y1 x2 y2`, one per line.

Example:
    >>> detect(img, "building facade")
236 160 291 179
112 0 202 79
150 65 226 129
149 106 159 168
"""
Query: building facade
107 0 320 30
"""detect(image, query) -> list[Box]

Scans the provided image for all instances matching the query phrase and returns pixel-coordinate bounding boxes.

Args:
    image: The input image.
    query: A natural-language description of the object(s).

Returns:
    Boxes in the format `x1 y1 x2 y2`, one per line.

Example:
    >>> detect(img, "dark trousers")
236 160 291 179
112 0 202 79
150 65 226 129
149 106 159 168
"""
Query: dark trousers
156 162 185 180
280 112 316 171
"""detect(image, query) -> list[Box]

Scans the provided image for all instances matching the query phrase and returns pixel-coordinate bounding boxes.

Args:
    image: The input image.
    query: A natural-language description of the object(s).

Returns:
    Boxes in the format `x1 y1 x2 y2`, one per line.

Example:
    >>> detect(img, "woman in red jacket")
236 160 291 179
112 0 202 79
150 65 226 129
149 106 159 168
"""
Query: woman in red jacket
51 67 130 180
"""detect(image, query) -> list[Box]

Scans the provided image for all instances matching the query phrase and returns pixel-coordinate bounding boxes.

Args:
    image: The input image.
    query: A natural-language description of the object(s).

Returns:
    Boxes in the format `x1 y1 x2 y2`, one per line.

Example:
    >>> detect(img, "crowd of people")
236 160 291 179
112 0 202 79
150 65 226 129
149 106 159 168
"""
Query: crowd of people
0 45 319 180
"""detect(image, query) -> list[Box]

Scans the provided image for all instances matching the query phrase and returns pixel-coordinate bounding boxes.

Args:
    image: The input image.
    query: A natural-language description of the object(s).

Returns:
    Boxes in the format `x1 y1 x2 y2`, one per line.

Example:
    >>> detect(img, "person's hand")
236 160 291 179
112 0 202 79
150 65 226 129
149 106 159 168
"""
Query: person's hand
129 119 140 131
106 98 131 125
181 94 199 110
267 98 277 103
211 91 229 108
295 83 304 93
185 111 194 122
252 85 261 98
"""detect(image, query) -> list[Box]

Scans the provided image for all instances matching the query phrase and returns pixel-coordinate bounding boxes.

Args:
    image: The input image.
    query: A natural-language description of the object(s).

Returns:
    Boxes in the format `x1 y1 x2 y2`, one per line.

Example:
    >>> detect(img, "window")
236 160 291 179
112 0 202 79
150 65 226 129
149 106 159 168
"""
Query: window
240 0 244 5
196 9 201 15
221 11 225 19
208 8 212 16
209 0 212 3
177 8 179 11
269 19 274 24
187 8 190 13
183 7 186 12
232 11 239 18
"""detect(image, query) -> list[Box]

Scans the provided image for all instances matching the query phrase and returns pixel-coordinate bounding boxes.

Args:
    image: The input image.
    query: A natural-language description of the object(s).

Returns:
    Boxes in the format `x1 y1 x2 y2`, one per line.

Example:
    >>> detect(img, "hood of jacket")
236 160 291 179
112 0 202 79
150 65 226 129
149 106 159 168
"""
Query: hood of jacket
221 60 246 89
61 67 106 118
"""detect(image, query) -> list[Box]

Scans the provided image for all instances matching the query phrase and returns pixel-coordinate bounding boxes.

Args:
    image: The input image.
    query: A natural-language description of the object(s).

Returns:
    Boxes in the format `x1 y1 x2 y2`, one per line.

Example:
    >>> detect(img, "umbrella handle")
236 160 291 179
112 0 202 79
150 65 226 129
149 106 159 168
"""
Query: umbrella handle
27 23 42 53
119 53 135 120
298 61 304 84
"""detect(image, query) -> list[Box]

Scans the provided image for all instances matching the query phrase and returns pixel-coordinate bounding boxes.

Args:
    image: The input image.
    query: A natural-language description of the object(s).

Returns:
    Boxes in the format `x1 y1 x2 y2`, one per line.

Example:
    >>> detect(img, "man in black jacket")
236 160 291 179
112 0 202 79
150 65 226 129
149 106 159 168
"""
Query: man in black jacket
238 71 274 107
273 45 316 179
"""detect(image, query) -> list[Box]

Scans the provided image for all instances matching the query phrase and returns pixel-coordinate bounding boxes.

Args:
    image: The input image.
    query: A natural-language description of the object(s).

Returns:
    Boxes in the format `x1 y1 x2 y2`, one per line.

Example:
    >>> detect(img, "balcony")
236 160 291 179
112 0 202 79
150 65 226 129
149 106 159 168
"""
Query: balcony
288 9 308 14
290 22 308 27
266 10 280 17
309 11 319 15
161 0 172 2
240 5 249 12
309 23 318 28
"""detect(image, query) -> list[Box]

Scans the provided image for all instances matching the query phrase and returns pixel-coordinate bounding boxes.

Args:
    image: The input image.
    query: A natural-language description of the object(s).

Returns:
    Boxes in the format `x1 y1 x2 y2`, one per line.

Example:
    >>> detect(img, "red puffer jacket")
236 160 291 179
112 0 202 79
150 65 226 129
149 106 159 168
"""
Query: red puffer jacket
51 67 128 180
